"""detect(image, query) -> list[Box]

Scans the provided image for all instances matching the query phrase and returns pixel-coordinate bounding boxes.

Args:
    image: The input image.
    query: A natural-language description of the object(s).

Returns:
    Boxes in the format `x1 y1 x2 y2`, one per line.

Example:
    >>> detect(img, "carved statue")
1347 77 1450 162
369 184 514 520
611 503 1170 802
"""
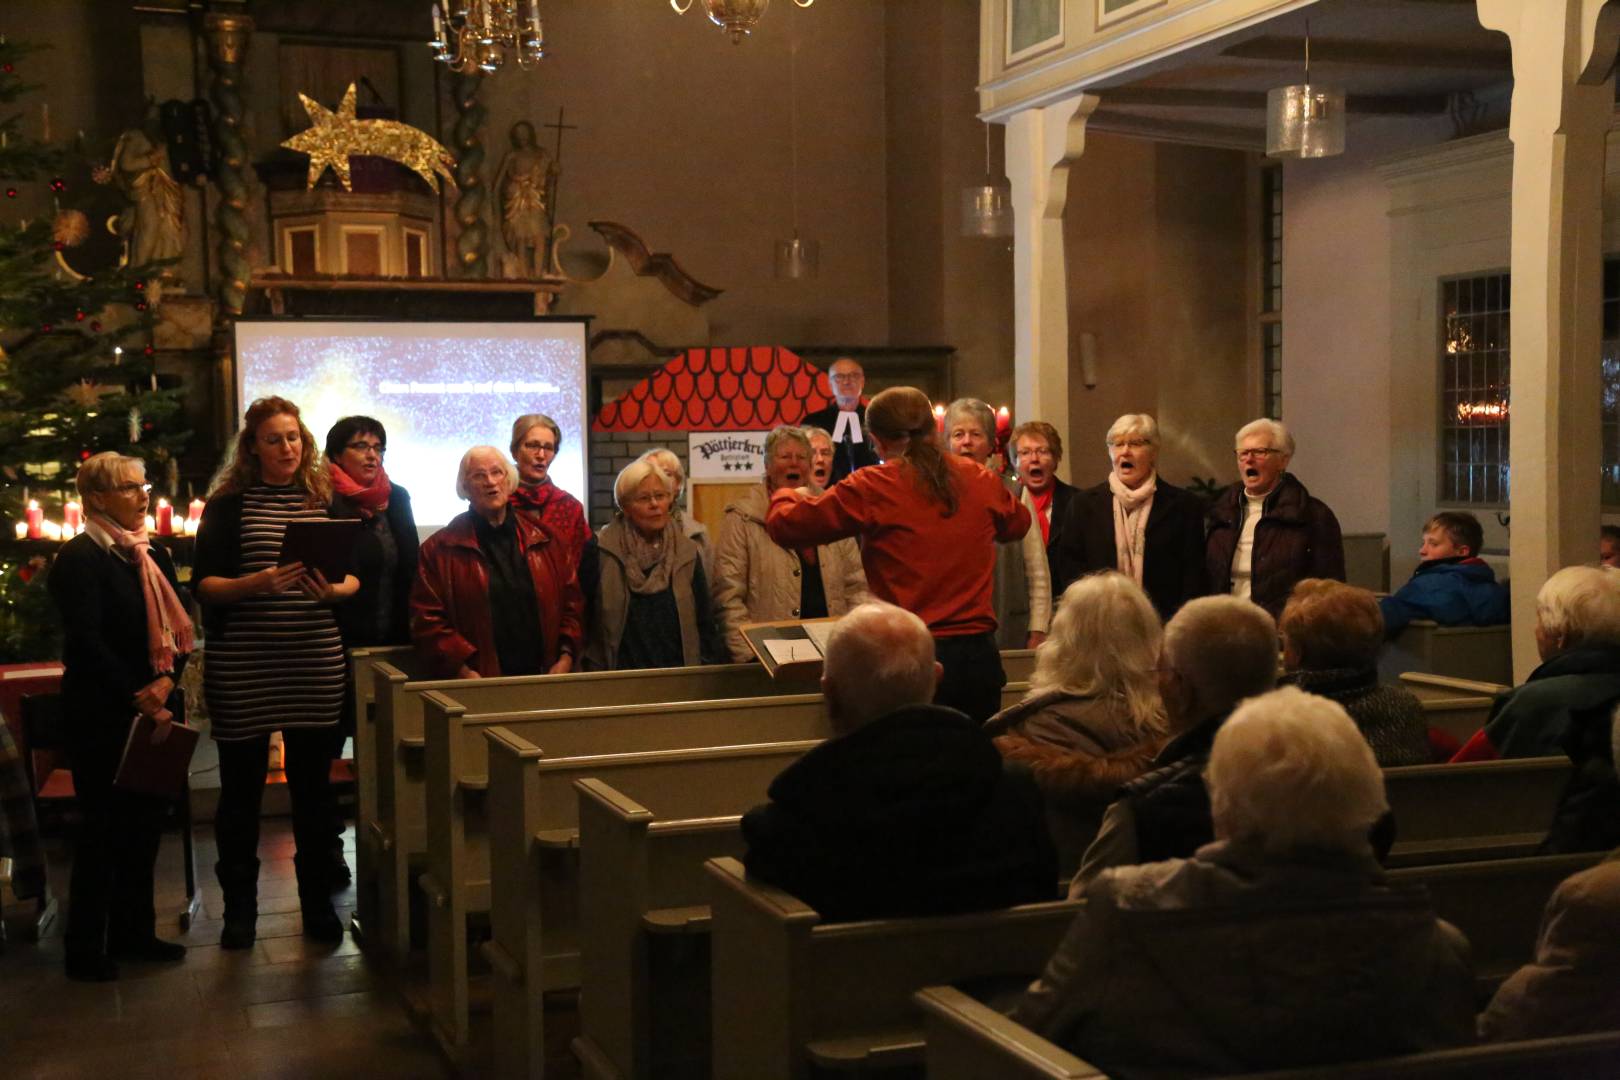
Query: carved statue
495 120 555 279
109 127 186 276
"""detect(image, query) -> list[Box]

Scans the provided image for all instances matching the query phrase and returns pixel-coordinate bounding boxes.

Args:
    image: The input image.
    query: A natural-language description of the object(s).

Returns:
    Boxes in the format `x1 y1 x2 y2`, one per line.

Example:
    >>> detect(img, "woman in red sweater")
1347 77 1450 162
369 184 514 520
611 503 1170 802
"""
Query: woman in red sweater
767 386 1030 720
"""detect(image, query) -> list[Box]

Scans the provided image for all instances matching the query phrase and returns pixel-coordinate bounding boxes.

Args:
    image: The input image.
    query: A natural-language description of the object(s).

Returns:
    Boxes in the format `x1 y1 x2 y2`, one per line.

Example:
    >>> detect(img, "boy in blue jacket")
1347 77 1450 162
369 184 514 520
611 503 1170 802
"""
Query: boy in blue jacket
1380 511 1510 637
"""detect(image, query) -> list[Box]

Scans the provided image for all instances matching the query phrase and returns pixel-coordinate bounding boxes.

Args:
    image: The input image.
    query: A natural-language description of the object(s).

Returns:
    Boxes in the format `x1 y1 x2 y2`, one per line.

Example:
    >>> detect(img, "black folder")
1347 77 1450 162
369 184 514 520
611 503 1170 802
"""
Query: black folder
114 714 200 800
277 519 362 583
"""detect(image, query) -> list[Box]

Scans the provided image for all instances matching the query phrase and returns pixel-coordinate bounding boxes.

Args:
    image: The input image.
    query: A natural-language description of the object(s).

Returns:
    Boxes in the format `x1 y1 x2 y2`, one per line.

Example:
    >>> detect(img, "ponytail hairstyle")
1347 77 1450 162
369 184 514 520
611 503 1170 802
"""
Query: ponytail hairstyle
866 386 957 516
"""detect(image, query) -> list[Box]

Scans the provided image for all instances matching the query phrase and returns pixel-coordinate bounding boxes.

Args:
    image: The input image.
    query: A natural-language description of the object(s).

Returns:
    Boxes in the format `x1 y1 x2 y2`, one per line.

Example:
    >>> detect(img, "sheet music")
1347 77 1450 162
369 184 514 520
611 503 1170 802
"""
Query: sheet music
764 639 822 666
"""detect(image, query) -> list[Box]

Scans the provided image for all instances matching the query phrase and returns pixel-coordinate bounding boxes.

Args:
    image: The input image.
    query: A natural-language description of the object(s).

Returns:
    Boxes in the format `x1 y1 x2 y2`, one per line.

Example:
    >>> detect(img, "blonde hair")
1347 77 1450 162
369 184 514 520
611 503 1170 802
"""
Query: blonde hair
639 448 686 496
510 413 561 456
614 457 675 509
1030 572 1166 736
75 451 144 498
1208 686 1387 855
1537 566 1620 649
1279 579 1385 671
209 396 330 509
455 446 519 500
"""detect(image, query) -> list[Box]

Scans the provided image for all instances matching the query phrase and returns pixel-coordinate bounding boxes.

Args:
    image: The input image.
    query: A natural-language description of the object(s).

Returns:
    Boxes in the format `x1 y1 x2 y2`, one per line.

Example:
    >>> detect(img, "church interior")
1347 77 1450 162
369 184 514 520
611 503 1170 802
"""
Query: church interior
3 0 1620 1076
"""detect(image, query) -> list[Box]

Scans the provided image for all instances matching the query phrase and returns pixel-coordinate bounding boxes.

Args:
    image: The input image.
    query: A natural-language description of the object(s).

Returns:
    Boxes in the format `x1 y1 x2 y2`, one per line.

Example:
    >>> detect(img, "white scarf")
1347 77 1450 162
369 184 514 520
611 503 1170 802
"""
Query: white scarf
831 409 864 444
1108 470 1157 585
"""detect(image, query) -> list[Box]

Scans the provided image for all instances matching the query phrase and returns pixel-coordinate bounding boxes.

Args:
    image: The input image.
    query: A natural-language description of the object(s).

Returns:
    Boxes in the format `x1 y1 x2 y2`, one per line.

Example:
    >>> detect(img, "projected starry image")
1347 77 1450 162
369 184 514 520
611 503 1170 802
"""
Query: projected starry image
234 320 589 527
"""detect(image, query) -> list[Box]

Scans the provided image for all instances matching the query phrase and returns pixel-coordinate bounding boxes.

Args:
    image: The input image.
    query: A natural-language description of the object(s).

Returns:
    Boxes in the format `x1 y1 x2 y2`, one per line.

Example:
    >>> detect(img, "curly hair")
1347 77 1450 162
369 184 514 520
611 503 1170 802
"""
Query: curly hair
209 396 331 508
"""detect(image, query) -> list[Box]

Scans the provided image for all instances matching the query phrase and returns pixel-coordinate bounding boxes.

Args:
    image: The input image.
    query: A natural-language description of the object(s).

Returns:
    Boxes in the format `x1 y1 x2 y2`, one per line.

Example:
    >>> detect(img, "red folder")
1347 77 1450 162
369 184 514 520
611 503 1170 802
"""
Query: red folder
114 715 200 799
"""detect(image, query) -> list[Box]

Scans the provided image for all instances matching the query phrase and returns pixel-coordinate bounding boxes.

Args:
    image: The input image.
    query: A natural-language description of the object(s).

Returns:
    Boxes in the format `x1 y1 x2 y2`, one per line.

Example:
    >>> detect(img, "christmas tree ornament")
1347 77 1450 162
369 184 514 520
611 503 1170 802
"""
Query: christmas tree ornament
52 208 89 247
281 83 457 193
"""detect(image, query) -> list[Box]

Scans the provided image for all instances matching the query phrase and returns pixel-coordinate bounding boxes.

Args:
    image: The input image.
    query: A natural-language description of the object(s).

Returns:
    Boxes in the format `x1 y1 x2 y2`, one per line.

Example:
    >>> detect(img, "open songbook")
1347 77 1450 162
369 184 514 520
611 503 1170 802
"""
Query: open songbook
737 617 840 679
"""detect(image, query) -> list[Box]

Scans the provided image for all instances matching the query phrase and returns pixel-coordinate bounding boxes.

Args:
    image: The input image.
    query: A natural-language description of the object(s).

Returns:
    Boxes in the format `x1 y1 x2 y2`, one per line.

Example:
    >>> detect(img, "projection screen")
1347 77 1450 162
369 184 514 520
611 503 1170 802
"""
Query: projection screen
234 318 589 529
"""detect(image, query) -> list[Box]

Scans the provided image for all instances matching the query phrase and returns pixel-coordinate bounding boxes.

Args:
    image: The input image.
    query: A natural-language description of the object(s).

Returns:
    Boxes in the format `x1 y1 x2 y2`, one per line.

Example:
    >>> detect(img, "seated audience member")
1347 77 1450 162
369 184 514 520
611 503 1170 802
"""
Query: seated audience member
1479 850 1620 1040
1052 413 1207 618
326 416 419 647
1010 420 1075 576
411 447 582 678
741 602 1056 920
712 426 868 662
1013 688 1475 1077
1206 418 1345 618
1541 702 1620 855
1071 595 1277 892
804 425 835 489
1602 525 1620 569
1379 510 1509 637
1453 565 1620 761
1281 579 1431 766
509 413 592 574
640 447 711 577
946 397 1051 648
584 457 723 670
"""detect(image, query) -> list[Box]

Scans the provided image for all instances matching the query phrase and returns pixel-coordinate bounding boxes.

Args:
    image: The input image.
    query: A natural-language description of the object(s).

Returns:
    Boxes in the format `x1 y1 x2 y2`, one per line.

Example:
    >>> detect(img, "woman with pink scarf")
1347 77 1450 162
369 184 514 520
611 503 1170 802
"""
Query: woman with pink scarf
47 452 194 981
1051 413 1208 619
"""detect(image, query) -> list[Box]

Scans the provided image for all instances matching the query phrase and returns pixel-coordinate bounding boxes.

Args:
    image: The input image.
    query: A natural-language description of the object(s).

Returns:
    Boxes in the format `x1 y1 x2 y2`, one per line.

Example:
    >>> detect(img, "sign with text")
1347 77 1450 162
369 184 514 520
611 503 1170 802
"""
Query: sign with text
688 430 767 482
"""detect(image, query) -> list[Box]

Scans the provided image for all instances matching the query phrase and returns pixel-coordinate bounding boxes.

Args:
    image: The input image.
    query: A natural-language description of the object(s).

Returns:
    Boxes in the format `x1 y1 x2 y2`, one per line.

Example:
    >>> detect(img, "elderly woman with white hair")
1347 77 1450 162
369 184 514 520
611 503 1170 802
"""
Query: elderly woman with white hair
639 447 712 578
712 425 869 661
583 456 723 670
1013 687 1476 1077
1452 566 1620 772
1205 416 1344 617
411 446 583 679
1052 413 1207 619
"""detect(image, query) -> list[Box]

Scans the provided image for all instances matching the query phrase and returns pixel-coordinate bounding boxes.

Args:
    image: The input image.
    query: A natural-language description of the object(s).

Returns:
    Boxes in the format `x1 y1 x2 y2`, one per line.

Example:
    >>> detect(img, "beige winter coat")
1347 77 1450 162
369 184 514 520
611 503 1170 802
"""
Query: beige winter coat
712 484 870 662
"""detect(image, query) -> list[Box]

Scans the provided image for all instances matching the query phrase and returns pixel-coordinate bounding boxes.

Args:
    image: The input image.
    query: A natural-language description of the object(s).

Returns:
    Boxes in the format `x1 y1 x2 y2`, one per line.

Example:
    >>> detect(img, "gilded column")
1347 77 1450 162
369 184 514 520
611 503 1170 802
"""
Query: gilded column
204 11 254 316
451 72 490 277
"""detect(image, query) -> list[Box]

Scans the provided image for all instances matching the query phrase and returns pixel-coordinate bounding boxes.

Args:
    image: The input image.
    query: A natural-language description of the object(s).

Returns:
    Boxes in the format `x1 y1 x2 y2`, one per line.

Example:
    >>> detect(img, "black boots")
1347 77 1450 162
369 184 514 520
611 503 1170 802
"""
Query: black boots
295 853 344 943
216 858 259 950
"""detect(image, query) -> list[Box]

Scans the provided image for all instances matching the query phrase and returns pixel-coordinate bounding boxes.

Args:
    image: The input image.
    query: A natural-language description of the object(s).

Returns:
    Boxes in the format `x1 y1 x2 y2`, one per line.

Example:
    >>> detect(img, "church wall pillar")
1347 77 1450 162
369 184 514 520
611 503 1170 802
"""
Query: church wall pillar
1477 0 1618 677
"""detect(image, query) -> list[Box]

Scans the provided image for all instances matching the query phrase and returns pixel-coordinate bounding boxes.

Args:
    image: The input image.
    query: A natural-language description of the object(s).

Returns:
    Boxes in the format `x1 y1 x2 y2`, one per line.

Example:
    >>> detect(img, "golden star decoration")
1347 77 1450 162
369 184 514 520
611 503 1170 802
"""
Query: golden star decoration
280 84 458 194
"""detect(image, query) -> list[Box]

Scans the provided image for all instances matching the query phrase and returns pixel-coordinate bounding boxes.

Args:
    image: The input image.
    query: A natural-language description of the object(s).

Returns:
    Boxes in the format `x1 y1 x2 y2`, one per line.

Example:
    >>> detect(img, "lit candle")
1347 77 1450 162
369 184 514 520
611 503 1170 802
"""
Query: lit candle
187 497 205 529
183 516 199 537
26 499 42 539
995 405 1012 442
42 521 62 542
144 514 156 533
155 498 173 536
63 500 82 530
432 3 443 41
13 522 26 540
933 404 946 437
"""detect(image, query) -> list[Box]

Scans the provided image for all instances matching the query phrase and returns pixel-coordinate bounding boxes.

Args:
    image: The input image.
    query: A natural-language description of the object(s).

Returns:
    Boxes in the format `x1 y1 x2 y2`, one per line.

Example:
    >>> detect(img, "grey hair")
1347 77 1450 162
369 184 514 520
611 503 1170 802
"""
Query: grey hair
639 448 686 495
764 425 812 462
614 457 675 510
1104 413 1159 447
510 413 561 456
823 601 937 731
1031 572 1165 736
1162 596 1279 713
1207 686 1387 855
75 451 145 498
944 398 995 441
1235 417 1295 458
802 425 833 445
1536 565 1620 649
455 446 519 500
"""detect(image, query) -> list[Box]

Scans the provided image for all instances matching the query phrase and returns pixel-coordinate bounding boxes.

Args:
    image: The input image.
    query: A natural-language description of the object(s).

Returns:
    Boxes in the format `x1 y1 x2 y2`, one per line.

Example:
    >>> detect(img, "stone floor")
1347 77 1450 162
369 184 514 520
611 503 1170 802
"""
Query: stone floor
0 818 452 1079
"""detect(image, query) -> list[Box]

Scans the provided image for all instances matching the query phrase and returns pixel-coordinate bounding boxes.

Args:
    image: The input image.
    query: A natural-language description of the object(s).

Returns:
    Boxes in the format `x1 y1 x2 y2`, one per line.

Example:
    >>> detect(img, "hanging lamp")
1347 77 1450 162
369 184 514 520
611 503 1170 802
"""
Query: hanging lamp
1265 24 1345 159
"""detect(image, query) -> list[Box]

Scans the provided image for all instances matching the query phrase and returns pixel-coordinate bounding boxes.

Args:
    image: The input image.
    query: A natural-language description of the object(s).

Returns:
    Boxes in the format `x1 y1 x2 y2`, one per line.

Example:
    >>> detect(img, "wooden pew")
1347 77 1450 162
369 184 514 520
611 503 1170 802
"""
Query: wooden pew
1401 671 1507 744
1380 620 1513 685
1383 757 1572 866
347 643 421 949
427 691 837 1063
706 855 1077 1080
915 985 1620 1080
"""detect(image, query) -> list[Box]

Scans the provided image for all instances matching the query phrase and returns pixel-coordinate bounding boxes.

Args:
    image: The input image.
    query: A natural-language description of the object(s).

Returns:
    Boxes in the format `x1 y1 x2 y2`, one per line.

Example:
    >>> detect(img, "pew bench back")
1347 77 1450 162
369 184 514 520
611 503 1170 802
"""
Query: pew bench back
1382 756 1572 865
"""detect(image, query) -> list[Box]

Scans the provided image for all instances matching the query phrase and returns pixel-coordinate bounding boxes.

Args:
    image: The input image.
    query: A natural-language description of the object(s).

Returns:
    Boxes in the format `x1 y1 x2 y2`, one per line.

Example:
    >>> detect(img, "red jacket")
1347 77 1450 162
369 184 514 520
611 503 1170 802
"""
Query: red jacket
410 509 584 678
765 453 1030 637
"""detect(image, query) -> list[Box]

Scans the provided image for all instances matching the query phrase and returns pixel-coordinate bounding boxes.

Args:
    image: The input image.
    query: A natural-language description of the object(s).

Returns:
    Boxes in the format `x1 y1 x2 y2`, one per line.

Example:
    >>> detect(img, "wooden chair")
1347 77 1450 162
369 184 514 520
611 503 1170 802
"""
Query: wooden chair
915 985 1620 1080
1382 756 1571 865
706 855 1079 1079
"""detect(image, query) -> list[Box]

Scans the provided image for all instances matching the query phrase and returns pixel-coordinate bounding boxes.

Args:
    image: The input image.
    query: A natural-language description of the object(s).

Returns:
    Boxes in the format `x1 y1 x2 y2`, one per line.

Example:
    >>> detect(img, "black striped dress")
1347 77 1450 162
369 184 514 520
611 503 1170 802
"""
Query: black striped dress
203 486 346 741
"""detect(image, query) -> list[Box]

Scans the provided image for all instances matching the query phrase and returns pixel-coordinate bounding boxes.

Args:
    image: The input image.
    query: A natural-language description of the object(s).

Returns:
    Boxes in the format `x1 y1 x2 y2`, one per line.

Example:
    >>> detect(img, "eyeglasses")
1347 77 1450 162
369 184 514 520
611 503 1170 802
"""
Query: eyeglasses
628 491 672 507
1236 448 1282 460
521 440 558 454
466 468 508 485
1110 439 1151 451
110 482 152 496
345 441 385 457
830 373 863 384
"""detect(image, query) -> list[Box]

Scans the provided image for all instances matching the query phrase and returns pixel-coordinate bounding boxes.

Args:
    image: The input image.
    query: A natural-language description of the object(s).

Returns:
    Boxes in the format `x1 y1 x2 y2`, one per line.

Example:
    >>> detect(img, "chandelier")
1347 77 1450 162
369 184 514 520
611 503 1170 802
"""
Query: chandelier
429 1 544 73
671 0 814 45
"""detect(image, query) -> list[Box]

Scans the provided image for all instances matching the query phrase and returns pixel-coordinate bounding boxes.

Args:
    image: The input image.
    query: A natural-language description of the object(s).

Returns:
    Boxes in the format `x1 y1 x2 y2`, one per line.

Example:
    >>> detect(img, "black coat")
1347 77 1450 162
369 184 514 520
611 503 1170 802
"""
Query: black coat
802 401 880 485
1038 477 1079 576
741 703 1057 920
1051 479 1208 619
330 484 420 646
1205 473 1344 618
46 534 188 772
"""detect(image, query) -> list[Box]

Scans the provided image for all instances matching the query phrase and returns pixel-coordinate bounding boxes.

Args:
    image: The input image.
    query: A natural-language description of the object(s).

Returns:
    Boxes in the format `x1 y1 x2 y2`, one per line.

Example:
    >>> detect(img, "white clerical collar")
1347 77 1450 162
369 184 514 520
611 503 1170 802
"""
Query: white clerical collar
831 409 863 443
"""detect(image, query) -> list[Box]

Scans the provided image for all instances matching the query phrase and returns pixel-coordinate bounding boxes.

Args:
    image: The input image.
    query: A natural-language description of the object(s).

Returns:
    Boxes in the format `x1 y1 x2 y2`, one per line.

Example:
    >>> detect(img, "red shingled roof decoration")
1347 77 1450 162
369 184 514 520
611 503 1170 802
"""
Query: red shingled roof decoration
593 346 834 432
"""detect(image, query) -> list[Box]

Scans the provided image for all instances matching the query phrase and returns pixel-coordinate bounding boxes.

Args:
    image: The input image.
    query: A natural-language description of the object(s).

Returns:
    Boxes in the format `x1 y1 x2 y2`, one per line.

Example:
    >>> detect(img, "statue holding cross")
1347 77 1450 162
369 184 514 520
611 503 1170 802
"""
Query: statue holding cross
495 106 578 279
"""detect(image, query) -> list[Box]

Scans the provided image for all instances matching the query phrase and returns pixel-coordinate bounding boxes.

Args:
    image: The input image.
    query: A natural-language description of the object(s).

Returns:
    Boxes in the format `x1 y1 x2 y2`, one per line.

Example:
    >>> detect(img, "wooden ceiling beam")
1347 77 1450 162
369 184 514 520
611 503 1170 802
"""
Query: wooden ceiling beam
1221 36 1511 71
1096 87 1450 114
1087 111 1267 152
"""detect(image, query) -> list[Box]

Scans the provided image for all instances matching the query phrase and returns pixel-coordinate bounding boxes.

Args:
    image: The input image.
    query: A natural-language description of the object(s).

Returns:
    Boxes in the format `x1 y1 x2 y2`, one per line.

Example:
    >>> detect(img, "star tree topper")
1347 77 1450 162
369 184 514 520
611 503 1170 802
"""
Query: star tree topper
281 83 458 193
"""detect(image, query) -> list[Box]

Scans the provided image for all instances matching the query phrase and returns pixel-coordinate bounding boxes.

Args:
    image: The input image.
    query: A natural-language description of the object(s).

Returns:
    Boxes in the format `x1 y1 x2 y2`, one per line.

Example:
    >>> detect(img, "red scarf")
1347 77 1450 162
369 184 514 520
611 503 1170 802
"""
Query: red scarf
509 482 556 512
1030 485 1055 545
328 461 392 518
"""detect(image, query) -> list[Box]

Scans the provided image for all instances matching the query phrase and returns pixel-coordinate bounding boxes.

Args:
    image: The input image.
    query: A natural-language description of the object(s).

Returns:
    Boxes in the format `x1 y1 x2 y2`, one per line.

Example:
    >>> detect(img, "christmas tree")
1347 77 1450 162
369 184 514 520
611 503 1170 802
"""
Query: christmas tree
0 35 191 661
